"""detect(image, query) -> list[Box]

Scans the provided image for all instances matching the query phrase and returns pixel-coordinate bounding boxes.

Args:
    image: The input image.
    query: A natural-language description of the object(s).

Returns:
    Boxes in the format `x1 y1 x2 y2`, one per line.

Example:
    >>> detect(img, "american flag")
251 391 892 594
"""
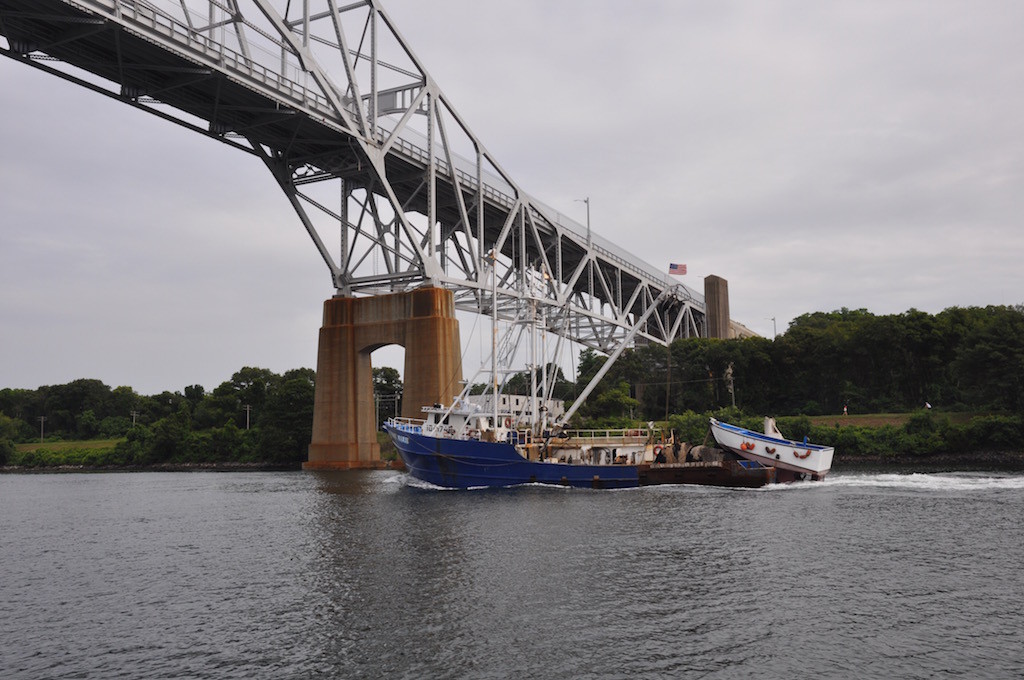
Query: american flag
668 263 687 276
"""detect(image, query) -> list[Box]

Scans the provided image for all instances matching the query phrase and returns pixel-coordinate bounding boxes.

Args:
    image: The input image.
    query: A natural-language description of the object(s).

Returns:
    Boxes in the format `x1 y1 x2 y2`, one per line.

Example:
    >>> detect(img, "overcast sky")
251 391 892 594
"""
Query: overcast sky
2 0 1022 395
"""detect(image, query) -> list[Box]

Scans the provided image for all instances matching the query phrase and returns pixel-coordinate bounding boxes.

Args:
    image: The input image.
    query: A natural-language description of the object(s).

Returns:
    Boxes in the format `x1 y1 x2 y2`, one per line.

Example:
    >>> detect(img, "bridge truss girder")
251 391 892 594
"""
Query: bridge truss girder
0 0 706 356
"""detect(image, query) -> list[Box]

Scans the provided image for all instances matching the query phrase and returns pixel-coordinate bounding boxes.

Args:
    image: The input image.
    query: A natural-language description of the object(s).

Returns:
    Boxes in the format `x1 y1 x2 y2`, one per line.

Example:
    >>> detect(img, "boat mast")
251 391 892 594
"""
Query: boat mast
490 249 499 430
530 296 538 434
540 304 548 434
542 308 570 431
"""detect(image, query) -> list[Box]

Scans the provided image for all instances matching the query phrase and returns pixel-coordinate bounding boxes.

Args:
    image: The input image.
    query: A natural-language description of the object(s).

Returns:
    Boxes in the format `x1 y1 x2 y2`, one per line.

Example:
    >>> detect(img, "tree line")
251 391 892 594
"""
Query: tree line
569 304 1024 423
511 304 1024 459
0 365 407 467
3 304 1022 466
1 367 315 467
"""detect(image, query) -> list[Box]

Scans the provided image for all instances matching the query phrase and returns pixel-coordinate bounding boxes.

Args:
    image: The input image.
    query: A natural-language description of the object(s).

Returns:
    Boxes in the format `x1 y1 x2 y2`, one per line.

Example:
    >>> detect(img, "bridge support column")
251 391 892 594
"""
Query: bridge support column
704 275 731 339
304 287 463 470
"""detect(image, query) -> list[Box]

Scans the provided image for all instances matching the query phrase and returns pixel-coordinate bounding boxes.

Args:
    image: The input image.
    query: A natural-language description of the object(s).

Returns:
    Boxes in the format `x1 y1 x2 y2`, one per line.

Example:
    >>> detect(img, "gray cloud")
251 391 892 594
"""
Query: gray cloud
2 0 1022 394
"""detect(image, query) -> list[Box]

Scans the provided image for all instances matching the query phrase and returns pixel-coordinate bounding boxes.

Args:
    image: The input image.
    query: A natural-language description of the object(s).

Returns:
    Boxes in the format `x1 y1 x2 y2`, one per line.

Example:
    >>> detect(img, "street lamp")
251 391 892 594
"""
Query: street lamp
575 197 591 246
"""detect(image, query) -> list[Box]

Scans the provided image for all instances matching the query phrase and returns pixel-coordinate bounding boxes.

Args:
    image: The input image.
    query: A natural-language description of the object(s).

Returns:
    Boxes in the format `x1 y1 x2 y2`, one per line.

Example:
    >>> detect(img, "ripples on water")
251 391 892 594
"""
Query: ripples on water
2 470 1023 679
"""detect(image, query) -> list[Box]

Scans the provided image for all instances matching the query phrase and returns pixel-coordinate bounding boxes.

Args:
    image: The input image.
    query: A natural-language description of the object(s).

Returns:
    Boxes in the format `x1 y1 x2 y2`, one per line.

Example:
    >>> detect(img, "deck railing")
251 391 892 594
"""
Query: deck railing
388 417 425 433
562 428 652 441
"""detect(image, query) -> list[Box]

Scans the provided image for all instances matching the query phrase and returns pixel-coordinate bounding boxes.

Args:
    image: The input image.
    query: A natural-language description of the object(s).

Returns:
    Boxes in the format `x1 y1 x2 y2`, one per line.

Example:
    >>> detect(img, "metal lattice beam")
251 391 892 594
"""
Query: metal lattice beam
0 0 709 354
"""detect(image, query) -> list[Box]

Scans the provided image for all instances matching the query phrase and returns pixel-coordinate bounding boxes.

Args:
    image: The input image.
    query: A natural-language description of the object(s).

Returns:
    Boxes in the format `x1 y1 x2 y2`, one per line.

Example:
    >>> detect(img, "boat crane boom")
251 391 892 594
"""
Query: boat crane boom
556 287 679 428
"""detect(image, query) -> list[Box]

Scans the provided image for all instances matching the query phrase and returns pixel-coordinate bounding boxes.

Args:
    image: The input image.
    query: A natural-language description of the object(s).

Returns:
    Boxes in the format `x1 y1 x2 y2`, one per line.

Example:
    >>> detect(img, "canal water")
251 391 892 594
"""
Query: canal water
2 470 1023 679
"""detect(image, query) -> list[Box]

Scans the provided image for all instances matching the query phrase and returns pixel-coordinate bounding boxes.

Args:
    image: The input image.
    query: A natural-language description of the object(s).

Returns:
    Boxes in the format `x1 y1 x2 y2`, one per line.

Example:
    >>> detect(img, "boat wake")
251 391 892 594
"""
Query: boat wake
400 469 1024 494
402 476 456 491
814 471 1024 492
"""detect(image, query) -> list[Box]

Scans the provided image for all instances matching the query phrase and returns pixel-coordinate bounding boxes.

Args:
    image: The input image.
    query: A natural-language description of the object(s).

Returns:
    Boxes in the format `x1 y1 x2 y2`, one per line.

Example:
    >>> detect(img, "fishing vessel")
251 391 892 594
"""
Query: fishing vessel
385 402 774 489
385 255 774 490
709 417 834 482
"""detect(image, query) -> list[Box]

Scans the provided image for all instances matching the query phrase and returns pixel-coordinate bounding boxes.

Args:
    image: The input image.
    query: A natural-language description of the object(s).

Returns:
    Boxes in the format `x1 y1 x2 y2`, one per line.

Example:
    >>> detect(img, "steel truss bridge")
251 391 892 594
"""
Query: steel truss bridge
0 0 710 361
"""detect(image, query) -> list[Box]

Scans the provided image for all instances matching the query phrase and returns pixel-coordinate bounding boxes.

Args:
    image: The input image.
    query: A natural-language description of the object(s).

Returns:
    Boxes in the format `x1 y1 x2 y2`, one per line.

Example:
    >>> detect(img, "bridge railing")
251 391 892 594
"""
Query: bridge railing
108 0 334 114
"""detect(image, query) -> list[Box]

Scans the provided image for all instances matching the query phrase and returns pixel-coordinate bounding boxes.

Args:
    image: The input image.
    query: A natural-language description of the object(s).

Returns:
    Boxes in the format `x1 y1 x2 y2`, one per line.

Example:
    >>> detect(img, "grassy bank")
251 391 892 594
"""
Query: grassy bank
10 439 125 467
15 439 125 453
5 437 298 470
4 435 396 471
808 412 976 428
806 411 1024 468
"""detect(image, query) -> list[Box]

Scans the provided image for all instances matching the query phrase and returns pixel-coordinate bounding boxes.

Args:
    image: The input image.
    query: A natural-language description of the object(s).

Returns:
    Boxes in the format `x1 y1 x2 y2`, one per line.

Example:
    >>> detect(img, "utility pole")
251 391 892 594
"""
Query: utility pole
37 416 46 443
242 404 252 430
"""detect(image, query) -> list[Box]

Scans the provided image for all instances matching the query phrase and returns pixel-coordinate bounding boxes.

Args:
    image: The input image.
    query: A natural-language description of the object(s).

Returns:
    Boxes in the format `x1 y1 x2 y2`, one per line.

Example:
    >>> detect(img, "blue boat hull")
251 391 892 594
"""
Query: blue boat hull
384 424 774 489
384 424 639 489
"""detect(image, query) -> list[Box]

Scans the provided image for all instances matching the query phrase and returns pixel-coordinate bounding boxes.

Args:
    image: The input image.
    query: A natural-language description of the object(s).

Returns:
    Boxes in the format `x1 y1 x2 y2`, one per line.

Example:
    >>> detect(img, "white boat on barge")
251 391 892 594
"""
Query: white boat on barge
710 417 834 482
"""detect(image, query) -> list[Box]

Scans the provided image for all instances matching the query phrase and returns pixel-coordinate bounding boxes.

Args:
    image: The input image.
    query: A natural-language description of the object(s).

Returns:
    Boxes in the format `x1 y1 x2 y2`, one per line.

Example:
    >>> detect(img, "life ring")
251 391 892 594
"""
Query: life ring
504 417 512 428
653 445 664 455
765 446 776 455
794 449 812 459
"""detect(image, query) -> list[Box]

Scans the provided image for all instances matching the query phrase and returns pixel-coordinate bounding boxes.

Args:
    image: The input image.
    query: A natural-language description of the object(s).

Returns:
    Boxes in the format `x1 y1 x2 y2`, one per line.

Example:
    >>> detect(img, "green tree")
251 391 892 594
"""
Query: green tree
256 373 315 463
191 421 251 463
572 348 640 421
192 391 242 430
99 415 133 438
149 402 193 463
206 367 277 429
113 424 153 465
574 380 639 425
37 379 113 436
108 385 142 424
143 391 186 422
372 366 403 425
76 409 101 439
183 384 206 413
0 411 20 465
952 306 1024 411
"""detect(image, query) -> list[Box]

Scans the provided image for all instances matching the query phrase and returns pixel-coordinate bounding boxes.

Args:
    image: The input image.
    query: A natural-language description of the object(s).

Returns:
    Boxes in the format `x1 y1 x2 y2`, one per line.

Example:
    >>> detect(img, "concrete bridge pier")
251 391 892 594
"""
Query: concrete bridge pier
704 275 731 339
304 287 463 470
